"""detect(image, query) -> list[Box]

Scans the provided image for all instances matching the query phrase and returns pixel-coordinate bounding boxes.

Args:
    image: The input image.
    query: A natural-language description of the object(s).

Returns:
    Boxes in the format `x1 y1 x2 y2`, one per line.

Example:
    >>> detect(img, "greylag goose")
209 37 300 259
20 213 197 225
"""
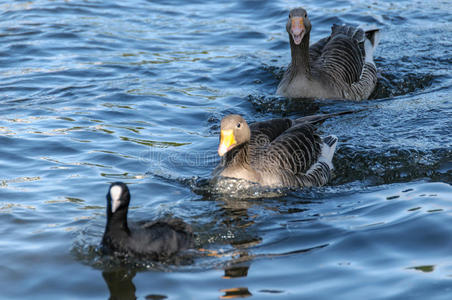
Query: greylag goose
102 182 194 260
212 113 346 189
277 7 380 100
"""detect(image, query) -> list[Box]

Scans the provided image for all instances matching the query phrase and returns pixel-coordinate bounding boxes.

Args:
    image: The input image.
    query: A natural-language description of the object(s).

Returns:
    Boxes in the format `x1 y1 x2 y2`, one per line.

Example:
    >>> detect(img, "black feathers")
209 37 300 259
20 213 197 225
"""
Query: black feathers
102 182 194 260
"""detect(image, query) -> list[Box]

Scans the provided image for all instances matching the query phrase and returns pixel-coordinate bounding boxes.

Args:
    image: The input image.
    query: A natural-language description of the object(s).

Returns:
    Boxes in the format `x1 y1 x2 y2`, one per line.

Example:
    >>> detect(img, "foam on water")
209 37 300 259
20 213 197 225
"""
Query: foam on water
0 0 450 299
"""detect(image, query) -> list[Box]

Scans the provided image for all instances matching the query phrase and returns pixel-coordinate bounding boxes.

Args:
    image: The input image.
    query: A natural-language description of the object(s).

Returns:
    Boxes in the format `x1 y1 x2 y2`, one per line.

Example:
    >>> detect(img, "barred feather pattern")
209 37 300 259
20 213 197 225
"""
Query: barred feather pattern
249 118 293 147
299 161 332 187
348 62 377 99
249 122 327 188
314 25 378 100
213 115 340 189
309 36 330 63
278 15 379 100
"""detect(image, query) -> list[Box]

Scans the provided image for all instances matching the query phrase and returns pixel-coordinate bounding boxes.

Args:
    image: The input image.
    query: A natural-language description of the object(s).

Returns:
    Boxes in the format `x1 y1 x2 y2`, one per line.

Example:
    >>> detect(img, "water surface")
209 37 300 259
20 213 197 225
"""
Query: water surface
0 0 451 299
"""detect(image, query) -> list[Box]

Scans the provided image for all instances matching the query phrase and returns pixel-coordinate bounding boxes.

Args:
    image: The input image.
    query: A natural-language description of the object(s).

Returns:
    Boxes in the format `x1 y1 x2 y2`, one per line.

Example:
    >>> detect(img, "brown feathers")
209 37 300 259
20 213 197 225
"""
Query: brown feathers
212 114 340 188
277 7 380 100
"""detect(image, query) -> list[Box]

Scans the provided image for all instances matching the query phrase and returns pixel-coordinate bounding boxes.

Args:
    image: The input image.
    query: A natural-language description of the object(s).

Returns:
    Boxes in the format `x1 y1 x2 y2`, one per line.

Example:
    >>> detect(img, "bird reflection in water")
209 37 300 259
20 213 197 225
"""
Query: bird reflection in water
102 268 167 300
220 287 252 299
219 251 253 299
220 266 253 298
223 264 250 279
102 268 137 300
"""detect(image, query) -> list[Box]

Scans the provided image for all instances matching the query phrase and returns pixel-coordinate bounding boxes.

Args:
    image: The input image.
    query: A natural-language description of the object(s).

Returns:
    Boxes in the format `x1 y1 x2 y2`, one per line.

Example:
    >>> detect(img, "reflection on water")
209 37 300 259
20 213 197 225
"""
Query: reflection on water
220 265 253 299
220 287 252 299
103 269 137 300
223 265 250 279
0 0 451 299
100 250 254 299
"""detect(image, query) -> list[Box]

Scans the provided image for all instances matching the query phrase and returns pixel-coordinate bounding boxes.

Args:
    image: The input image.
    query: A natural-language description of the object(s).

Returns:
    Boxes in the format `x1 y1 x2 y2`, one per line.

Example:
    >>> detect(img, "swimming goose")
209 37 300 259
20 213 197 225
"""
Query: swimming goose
212 113 345 188
277 7 380 100
102 182 194 260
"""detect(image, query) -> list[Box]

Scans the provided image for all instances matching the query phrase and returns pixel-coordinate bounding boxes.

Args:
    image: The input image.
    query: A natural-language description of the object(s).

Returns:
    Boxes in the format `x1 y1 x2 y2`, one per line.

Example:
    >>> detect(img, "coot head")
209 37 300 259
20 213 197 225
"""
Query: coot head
106 182 130 217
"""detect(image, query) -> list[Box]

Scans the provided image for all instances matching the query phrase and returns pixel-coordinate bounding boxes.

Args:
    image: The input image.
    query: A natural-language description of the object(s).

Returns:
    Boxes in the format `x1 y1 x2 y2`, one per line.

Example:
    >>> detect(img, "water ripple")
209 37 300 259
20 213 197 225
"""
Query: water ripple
0 0 451 299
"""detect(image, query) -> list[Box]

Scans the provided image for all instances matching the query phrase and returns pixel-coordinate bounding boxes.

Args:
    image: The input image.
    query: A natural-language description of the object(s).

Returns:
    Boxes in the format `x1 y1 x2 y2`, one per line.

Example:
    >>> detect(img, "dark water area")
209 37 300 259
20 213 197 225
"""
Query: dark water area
0 0 451 299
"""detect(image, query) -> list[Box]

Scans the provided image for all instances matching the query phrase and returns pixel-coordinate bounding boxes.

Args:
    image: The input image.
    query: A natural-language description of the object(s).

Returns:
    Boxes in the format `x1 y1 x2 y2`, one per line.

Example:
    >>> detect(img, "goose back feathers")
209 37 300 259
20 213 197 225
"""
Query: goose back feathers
212 113 343 188
277 7 380 100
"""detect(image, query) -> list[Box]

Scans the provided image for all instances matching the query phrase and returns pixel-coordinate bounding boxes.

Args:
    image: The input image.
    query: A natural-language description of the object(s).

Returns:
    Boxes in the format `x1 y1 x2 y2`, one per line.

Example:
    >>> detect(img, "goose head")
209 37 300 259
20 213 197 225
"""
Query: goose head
287 7 311 45
218 115 251 157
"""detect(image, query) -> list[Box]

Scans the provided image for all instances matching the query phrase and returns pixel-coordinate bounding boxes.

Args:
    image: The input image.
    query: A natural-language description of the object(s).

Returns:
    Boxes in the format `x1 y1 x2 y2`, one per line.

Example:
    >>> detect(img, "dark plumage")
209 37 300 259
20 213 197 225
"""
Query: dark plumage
212 113 345 188
277 7 380 100
101 182 194 260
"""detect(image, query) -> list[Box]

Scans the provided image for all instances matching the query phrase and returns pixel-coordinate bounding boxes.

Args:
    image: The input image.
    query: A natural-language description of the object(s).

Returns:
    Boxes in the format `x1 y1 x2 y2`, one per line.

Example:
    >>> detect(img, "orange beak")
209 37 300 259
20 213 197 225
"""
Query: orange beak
218 129 236 156
291 17 305 45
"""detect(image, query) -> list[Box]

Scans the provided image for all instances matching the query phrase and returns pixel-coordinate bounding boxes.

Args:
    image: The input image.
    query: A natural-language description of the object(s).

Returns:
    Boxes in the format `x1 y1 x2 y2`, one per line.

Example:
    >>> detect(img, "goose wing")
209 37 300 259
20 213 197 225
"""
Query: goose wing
252 122 324 187
313 25 366 85
248 118 293 148
248 112 353 187
309 36 330 63
312 25 379 99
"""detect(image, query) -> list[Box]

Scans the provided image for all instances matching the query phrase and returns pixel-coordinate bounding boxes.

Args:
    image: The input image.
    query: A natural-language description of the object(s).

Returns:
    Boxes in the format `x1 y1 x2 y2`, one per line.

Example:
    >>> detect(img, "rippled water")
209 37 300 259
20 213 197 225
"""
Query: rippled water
0 0 451 299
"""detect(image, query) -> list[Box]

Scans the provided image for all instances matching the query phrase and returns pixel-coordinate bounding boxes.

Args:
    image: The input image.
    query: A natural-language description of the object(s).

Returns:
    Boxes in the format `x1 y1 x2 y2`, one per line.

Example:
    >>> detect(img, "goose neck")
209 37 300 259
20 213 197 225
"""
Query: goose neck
290 35 311 76
225 142 250 168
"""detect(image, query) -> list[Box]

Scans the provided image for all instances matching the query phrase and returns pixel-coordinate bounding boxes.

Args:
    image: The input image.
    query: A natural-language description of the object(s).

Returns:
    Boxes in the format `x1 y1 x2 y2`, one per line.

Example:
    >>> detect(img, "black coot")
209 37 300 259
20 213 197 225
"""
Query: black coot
101 182 194 260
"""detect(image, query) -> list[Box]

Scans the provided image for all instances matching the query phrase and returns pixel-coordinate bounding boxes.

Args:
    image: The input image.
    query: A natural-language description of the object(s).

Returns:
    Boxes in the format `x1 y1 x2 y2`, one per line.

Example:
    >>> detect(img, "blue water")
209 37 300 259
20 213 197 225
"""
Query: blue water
0 0 451 299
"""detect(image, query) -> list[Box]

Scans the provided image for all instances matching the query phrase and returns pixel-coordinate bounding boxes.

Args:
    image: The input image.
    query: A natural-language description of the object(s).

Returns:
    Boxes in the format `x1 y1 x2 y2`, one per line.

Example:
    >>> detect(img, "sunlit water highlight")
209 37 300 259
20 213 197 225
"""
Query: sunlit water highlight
0 0 451 299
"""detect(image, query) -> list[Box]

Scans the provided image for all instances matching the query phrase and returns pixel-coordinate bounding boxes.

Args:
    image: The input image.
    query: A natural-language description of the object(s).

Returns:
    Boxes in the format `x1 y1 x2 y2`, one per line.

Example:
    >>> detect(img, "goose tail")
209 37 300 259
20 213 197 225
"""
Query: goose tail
364 28 380 65
331 24 364 42
319 135 338 169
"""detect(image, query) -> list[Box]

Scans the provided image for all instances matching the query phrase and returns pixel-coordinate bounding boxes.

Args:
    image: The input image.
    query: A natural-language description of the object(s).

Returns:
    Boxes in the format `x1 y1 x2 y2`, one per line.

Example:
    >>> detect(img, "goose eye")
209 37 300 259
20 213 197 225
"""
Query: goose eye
305 13 307 18
237 123 241 128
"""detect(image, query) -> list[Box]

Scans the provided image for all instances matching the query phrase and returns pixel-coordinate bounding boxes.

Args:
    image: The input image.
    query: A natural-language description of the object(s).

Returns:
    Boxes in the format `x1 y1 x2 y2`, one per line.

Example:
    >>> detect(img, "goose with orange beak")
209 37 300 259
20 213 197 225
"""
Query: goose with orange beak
277 7 380 100
212 113 352 189
289 13 307 45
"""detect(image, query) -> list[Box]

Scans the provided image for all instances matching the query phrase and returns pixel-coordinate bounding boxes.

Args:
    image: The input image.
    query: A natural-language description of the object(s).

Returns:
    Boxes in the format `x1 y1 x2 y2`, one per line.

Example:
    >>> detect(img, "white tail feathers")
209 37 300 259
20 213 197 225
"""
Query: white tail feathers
319 135 338 169
364 29 380 65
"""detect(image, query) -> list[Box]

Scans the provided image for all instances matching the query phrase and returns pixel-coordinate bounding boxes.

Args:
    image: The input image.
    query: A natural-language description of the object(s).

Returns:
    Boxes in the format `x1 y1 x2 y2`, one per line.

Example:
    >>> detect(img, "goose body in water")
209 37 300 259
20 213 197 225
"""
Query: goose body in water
212 113 346 189
277 7 380 100
102 182 194 260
